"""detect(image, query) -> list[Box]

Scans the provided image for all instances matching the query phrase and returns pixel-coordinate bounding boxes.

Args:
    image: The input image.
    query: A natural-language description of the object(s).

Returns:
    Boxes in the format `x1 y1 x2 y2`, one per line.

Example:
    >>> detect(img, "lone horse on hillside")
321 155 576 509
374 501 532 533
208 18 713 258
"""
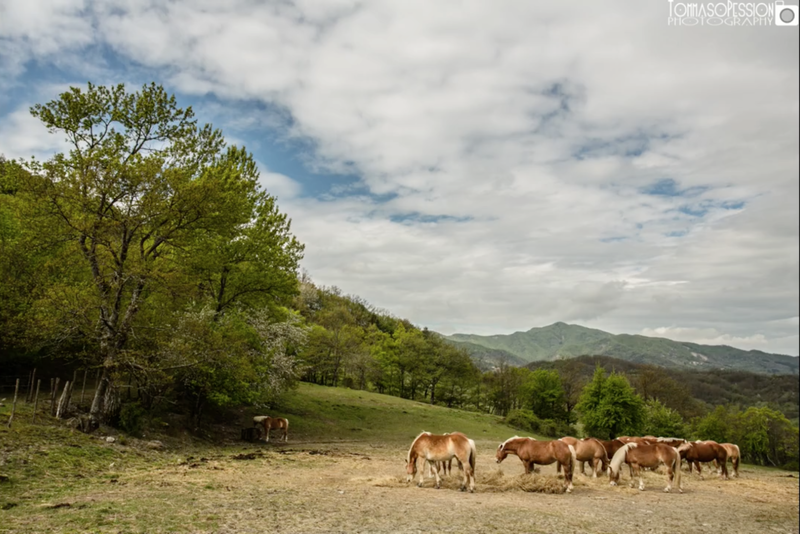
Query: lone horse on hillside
608 442 683 493
495 437 576 493
253 415 289 443
406 432 475 492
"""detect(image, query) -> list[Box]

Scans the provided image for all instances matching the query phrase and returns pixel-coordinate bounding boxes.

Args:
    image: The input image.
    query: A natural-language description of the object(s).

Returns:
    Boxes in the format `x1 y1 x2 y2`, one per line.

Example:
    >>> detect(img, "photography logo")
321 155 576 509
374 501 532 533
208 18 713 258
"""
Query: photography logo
776 0 798 24
667 0 799 25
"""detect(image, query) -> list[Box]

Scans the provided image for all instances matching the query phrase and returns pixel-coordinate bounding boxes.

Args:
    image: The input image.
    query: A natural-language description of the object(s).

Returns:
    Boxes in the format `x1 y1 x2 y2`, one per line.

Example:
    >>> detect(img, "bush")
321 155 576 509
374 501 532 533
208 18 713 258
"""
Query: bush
505 409 542 434
118 402 146 437
505 409 575 438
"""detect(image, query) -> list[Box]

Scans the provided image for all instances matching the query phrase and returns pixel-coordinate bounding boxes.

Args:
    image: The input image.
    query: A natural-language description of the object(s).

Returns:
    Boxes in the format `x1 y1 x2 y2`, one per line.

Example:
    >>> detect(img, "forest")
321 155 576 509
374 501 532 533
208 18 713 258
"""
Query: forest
1 83 797 470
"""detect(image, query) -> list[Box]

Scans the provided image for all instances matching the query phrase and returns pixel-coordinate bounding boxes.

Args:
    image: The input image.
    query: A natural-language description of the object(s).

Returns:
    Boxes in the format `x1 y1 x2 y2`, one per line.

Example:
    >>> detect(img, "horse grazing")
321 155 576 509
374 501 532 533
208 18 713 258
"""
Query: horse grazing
496 437 576 493
253 415 289 443
608 442 682 493
558 437 608 478
677 441 728 479
406 432 475 492
715 443 740 478
427 432 475 478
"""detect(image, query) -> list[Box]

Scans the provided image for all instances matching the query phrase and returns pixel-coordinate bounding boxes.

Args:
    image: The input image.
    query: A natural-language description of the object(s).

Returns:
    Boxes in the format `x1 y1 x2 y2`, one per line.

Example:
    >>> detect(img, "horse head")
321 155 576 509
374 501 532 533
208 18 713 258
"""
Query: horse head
495 443 508 464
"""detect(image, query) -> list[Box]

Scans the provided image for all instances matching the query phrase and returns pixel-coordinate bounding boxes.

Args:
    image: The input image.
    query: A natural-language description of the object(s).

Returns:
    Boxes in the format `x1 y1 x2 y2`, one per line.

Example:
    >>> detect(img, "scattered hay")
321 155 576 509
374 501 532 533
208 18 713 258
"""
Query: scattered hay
480 470 567 494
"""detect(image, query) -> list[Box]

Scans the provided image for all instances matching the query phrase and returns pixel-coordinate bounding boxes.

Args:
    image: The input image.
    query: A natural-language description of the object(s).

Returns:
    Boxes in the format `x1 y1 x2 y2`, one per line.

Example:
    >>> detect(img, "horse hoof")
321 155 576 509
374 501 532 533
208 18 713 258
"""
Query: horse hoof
664 488 670 493
417 482 423 488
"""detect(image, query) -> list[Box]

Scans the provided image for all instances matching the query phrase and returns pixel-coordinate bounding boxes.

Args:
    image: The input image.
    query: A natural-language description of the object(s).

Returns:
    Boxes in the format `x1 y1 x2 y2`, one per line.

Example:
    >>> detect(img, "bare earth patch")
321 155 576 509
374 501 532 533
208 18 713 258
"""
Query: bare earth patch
1 439 798 533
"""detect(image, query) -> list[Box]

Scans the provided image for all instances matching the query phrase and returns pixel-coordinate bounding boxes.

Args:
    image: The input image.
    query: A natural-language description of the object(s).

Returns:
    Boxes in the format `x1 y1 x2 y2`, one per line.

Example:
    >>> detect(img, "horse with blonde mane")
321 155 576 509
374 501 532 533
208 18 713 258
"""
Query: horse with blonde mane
558 437 608 478
406 432 475 492
608 442 682 493
678 440 729 479
253 415 289 443
495 437 576 493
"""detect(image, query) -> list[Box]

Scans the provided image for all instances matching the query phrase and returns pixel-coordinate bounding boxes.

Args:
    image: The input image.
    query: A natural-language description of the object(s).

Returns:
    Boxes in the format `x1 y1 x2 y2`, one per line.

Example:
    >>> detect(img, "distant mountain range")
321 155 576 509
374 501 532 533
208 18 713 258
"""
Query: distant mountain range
443 322 799 375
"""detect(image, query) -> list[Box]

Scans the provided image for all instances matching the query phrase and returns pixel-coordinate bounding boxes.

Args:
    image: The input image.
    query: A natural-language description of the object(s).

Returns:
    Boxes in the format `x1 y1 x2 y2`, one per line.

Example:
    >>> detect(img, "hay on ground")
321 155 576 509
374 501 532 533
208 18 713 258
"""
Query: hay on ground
480 470 567 494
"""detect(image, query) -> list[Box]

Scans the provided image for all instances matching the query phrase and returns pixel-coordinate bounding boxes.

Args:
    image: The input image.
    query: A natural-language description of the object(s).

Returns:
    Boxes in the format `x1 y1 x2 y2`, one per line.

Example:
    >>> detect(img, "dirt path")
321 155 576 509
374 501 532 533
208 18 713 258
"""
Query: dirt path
2 439 798 533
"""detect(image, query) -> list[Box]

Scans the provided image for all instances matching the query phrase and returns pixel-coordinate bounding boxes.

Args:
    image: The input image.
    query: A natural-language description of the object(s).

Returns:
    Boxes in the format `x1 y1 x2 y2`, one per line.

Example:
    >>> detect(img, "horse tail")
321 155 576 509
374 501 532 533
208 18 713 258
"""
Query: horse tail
284 418 289 430
567 444 577 478
468 438 477 474
673 448 682 490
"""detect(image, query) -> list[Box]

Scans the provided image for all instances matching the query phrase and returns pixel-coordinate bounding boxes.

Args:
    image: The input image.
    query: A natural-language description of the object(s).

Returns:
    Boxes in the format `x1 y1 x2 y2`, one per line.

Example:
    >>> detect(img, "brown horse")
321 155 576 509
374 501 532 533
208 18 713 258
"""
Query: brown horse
597 438 626 460
253 415 289 443
677 441 728 479
558 437 608 478
428 432 475 478
656 437 687 448
495 437 576 493
715 443 740 478
608 442 683 492
406 432 475 492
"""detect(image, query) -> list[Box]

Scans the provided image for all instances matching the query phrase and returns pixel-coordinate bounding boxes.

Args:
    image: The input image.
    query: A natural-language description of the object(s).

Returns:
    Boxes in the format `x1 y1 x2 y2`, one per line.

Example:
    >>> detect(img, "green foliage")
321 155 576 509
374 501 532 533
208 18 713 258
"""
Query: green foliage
118 402 146 437
5 82 304 423
692 405 799 469
576 366 645 439
642 399 686 438
504 409 575 438
523 369 567 422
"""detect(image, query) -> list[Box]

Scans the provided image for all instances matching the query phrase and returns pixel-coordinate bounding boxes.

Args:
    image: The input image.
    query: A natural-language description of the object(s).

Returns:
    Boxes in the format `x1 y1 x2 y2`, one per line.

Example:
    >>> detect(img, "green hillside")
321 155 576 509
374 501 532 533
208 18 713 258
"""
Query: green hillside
278 382 528 443
445 322 799 375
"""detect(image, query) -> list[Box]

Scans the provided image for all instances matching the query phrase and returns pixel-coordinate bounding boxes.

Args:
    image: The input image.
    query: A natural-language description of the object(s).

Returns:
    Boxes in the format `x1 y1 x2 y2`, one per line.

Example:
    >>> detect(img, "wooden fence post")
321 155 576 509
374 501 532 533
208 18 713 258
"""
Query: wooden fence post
27 368 36 403
6 379 20 427
32 380 41 423
56 381 70 419
50 377 60 417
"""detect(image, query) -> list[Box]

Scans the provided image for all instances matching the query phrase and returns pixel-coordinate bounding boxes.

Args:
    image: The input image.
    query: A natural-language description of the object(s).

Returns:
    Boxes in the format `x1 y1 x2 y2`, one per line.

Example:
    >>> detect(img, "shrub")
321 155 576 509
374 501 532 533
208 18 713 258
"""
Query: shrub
505 409 542 434
118 402 146 437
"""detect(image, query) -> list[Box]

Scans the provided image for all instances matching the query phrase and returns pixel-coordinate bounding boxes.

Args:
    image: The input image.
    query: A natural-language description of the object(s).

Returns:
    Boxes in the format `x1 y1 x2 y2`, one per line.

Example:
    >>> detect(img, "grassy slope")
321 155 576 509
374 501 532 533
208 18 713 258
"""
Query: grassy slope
278 382 527 443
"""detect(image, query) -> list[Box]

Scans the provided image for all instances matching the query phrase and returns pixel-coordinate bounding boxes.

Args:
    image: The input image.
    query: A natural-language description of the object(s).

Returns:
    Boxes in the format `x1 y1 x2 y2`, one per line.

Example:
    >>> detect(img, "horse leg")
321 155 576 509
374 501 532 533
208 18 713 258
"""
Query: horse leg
564 461 574 493
665 464 673 493
732 457 739 478
591 458 598 478
637 465 645 491
433 460 442 489
696 462 704 480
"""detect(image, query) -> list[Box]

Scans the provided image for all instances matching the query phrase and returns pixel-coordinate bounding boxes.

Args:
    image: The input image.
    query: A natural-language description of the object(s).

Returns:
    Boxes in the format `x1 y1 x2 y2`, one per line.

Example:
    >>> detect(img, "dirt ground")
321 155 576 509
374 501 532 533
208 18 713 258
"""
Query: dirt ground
3 438 798 533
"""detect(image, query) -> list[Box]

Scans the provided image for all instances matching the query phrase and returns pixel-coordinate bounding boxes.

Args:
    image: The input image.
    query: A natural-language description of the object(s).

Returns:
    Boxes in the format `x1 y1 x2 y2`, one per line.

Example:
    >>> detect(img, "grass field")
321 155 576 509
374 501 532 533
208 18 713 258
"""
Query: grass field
1 383 798 533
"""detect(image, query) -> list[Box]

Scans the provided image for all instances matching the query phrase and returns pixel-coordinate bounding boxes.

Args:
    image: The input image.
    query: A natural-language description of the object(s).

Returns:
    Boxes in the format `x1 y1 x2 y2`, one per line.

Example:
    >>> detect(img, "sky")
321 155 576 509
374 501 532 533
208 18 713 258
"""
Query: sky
1 0 798 356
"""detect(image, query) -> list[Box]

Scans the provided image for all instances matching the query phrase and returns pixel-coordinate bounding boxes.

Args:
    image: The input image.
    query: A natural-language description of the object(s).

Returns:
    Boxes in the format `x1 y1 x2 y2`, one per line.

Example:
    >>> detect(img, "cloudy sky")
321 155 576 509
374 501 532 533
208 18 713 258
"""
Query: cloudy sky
1 0 798 355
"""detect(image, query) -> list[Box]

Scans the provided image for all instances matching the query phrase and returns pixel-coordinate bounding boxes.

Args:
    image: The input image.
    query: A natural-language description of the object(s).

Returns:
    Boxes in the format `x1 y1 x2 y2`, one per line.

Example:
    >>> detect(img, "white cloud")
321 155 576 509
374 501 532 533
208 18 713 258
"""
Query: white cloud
1 0 797 355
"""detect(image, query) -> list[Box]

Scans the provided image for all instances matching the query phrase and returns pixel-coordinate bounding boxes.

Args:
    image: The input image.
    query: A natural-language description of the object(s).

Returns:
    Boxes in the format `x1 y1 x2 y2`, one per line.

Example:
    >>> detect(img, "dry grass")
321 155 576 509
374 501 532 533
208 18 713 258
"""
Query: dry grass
480 470 568 494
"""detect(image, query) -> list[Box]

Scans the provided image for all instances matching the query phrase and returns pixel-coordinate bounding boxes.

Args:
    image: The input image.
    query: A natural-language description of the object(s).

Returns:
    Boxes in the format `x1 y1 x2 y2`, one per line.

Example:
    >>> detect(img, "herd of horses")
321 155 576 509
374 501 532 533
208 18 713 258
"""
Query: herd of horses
250 415 739 495
405 431 740 494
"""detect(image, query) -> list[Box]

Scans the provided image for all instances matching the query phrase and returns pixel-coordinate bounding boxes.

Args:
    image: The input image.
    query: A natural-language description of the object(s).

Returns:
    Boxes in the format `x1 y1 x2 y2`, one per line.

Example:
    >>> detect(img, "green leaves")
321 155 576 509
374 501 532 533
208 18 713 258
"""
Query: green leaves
576 366 645 439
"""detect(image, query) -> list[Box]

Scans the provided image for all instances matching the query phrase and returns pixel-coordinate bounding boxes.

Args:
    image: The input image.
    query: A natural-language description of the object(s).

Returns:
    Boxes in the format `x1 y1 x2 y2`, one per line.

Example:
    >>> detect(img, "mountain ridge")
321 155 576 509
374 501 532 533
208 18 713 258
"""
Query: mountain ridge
443 322 798 375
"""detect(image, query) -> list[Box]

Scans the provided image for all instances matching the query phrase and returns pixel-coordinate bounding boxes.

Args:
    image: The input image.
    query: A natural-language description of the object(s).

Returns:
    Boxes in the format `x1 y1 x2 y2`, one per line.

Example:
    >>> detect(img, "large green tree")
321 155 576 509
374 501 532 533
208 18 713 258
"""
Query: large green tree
20 83 302 423
576 366 645 439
